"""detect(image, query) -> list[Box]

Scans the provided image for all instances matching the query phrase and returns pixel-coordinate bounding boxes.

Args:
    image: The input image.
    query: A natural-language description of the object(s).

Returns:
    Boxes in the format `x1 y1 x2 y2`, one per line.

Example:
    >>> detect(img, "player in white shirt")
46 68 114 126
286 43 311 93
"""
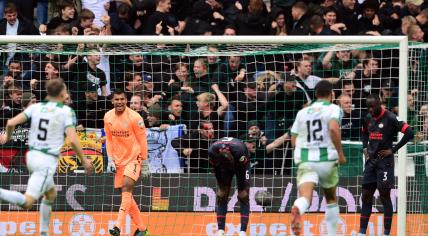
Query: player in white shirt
0 79 93 236
289 80 346 236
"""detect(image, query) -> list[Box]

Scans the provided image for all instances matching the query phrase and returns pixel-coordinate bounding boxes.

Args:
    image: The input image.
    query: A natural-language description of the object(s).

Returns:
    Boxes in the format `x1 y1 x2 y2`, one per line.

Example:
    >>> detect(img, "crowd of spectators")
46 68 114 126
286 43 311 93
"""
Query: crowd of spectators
0 0 427 174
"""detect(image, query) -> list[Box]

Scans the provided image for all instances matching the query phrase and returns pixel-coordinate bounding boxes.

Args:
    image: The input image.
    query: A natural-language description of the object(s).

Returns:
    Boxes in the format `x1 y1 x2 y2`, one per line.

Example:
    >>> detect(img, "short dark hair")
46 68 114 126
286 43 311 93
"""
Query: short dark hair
342 79 354 87
323 6 337 16
367 93 381 102
59 0 75 10
224 24 237 32
199 120 213 129
315 80 333 98
46 79 66 97
112 89 126 97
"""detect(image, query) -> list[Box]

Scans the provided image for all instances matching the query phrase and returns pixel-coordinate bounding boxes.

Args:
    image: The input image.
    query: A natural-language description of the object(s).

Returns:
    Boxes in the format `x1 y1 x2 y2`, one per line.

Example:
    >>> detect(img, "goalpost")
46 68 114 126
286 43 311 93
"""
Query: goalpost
0 35 425 236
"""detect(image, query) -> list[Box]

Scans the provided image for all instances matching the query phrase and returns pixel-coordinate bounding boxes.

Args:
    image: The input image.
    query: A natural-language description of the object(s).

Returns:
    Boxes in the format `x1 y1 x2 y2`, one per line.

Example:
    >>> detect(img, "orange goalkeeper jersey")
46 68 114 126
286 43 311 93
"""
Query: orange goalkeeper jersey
104 107 148 166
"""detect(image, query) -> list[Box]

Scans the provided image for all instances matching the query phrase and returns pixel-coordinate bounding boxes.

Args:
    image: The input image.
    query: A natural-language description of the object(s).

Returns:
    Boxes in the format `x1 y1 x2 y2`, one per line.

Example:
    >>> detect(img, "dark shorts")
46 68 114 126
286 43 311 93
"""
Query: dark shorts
214 161 250 191
363 155 395 189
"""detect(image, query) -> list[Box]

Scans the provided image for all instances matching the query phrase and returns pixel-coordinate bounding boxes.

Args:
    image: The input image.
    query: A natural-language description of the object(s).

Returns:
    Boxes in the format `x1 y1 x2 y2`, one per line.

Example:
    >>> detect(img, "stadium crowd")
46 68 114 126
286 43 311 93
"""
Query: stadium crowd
0 0 427 174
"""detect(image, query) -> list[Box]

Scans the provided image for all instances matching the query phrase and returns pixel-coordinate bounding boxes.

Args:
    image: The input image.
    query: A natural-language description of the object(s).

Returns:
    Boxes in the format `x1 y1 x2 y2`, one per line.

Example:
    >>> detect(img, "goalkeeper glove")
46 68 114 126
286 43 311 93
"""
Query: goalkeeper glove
106 158 116 173
141 159 150 178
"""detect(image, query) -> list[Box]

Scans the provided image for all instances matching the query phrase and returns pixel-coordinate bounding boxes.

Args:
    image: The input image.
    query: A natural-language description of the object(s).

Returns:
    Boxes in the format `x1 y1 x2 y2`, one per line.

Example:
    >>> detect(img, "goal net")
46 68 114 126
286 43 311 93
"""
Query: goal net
0 36 426 236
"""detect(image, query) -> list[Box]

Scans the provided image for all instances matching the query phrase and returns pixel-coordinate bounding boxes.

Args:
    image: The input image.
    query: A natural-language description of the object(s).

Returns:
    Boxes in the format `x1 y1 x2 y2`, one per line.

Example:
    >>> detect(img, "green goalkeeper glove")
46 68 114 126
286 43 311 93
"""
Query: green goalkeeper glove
141 159 150 178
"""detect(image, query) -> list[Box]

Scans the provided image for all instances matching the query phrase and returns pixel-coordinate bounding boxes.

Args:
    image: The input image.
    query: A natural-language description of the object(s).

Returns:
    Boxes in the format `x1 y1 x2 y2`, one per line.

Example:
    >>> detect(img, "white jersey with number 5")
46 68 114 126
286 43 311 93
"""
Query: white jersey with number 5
24 101 76 157
290 100 342 164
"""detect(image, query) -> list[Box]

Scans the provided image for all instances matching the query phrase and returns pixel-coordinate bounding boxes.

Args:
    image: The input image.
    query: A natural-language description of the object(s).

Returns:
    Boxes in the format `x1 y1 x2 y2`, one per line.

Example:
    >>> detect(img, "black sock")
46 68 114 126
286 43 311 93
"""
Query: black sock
382 195 393 235
216 198 228 230
240 200 250 232
360 199 373 234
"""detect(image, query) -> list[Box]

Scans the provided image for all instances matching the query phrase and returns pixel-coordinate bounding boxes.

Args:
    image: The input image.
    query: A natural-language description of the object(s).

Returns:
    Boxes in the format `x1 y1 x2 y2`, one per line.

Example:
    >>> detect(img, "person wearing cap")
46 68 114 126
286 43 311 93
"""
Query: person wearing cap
208 137 252 236
380 81 398 114
146 103 164 128
21 92 37 108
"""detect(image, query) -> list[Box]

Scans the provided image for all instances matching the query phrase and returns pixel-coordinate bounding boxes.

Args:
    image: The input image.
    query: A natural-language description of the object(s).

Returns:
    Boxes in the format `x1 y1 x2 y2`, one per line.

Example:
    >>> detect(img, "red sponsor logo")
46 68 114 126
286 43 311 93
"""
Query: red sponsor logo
369 132 383 140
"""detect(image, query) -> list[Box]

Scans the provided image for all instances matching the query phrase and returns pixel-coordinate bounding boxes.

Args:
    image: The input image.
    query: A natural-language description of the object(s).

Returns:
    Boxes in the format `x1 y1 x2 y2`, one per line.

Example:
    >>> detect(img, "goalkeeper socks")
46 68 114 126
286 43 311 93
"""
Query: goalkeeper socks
239 200 250 232
293 197 310 215
40 199 53 233
325 203 339 236
116 192 132 229
0 188 26 206
129 198 146 231
216 198 228 230
359 201 373 234
383 199 393 235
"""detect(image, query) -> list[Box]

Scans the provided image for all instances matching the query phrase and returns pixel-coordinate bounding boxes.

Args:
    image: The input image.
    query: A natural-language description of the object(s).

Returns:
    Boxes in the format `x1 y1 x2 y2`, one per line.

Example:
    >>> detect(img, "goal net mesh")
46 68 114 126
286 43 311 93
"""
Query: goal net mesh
0 40 426 235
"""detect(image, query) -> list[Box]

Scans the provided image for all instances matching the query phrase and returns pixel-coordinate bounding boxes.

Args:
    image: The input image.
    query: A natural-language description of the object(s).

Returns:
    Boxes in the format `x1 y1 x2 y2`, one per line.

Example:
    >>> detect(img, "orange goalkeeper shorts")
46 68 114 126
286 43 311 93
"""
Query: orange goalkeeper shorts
114 160 141 188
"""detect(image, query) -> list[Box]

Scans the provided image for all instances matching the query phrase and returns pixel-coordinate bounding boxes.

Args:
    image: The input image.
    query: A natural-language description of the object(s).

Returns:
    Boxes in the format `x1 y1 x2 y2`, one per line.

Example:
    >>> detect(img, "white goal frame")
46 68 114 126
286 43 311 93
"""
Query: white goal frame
0 35 409 236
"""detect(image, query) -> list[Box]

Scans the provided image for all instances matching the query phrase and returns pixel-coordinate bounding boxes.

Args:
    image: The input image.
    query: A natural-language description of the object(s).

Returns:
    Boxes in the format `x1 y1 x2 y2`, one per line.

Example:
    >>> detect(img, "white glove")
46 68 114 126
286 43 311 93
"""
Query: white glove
141 159 150 178
106 158 116 173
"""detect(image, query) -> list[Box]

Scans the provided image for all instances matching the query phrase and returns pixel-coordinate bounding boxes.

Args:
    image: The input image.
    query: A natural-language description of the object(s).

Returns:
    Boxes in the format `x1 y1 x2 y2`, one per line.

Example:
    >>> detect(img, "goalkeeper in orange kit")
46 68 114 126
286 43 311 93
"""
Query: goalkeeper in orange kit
104 90 150 236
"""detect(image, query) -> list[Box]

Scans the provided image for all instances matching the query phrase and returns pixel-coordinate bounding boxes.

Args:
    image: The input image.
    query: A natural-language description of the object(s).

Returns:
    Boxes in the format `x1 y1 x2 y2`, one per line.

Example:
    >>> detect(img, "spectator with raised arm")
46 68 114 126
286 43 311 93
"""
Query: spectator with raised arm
320 50 358 80
46 0 76 32
336 0 359 35
143 0 178 35
269 10 287 35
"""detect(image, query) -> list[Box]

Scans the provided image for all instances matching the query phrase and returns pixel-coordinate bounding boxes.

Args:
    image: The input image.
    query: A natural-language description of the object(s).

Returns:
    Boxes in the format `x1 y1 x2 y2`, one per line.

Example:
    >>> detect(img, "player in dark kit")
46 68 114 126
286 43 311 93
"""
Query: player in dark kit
208 137 251 236
358 94 414 236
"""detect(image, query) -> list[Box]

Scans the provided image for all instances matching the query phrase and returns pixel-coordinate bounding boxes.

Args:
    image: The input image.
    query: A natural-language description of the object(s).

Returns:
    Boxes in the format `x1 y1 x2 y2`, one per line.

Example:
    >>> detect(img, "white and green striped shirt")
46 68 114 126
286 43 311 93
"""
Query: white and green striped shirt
290 100 342 164
24 101 76 157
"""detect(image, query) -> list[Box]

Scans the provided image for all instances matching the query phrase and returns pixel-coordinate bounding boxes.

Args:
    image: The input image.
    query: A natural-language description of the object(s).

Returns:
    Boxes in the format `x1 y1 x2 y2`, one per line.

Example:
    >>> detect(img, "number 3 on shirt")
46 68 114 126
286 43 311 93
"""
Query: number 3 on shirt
383 172 388 181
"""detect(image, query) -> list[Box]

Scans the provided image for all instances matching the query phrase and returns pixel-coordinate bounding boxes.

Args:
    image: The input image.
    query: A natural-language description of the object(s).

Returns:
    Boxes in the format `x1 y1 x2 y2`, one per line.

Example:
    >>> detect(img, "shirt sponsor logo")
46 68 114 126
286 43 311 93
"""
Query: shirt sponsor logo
369 132 383 140
111 130 130 137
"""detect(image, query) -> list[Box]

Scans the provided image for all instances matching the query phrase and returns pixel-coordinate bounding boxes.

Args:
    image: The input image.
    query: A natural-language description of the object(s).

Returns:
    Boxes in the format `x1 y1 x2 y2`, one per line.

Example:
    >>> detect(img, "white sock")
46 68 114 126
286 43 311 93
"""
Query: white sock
40 199 53 233
239 231 246 236
0 188 26 206
325 203 339 236
293 197 310 215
